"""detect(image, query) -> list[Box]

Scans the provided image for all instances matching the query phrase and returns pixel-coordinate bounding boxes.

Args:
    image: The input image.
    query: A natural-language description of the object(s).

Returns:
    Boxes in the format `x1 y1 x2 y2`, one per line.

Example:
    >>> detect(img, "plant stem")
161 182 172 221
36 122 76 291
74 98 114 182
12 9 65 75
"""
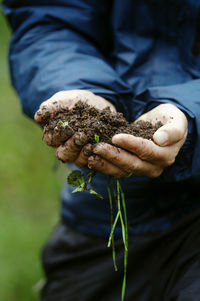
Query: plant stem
112 177 118 207
108 211 120 247
108 178 129 301
107 184 118 271
119 181 128 301
116 180 127 250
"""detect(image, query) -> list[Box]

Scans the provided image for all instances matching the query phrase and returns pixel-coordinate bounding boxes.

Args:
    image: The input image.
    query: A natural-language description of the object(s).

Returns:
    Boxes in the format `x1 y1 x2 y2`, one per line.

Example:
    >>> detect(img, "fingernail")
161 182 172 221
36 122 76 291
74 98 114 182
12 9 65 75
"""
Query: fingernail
83 145 93 156
154 131 168 146
112 134 121 144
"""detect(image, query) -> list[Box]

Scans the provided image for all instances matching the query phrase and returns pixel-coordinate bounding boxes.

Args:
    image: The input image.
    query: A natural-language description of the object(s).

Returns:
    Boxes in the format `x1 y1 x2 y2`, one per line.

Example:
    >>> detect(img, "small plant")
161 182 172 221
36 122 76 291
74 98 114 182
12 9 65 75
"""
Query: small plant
67 134 128 301
94 134 100 143
57 120 69 127
67 170 103 199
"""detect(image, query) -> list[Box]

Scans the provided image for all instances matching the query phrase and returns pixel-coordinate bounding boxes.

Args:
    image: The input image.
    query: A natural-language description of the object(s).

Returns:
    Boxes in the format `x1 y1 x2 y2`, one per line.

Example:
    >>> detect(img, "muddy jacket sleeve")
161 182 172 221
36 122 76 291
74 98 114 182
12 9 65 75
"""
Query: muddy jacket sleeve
2 0 133 119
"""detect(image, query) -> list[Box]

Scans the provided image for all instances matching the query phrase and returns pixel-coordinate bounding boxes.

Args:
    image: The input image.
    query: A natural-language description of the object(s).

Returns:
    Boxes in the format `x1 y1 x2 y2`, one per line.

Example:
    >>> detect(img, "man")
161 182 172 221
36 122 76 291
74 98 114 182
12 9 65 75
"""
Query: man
3 0 200 300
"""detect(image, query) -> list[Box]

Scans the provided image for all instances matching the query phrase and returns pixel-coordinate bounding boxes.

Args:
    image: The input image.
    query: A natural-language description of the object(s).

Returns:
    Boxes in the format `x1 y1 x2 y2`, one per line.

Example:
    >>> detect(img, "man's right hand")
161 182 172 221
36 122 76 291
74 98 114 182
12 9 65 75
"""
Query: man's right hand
34 90 116 168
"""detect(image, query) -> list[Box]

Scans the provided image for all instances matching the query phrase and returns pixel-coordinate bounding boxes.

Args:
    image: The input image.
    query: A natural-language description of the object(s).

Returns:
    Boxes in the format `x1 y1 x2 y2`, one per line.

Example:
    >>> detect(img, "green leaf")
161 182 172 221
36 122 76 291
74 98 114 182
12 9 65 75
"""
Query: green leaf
72 183 85 193
57 120 69 127
88 189 103 199
94 134 100 143
67 170 85 187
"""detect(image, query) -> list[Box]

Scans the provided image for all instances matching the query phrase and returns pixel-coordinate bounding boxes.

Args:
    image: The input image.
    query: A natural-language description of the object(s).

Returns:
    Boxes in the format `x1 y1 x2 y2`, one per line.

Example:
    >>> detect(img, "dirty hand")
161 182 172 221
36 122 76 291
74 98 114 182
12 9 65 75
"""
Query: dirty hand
89 103 188 178
34 90 116 166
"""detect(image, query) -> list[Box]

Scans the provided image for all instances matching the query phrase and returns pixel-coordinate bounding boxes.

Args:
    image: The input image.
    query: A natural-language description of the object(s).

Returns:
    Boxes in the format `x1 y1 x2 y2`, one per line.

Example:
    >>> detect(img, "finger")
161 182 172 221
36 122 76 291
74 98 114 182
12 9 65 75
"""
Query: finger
93 143 163 177
112 135 171 163
43 124 74 147
136 103 188 147
88 155 129 178
56 132 87 162
74 144 93 168
153 119 188 146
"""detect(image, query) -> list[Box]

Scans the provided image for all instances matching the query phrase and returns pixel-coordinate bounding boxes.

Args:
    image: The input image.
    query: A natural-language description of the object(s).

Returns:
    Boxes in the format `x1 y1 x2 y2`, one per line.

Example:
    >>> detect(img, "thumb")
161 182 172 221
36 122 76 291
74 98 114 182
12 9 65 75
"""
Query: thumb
153 119 188 146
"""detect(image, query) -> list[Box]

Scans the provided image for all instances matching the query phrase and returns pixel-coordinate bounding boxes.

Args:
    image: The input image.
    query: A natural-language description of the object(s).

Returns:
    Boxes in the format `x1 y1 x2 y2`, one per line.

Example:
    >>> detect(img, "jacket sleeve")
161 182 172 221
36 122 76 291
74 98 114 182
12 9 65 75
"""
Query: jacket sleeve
2 0 133 119
135 79 200 180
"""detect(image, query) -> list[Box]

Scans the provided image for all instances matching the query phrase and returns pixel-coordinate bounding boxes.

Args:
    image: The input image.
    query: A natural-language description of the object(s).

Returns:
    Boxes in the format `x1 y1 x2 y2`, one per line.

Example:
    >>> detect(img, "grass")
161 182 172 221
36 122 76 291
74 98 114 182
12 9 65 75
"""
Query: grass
0 10 66 301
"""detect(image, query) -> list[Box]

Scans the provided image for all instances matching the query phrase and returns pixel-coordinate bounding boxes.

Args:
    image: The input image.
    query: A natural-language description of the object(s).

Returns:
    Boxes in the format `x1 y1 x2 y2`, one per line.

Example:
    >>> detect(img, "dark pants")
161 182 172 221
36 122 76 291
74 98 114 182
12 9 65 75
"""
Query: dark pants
41 208 200 301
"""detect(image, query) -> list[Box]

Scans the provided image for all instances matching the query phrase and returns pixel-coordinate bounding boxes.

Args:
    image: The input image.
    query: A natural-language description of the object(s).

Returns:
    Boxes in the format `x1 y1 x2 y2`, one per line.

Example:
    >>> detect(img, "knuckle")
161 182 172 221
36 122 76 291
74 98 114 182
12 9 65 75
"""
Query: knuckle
166 157 175 166
56 146 70 162
41 102 51 111
73 132 87 147
129 160 139 171
110 154 120 163
104 143 114 152
40 100 48 109
42 131 58 147
56 152 68 162
109 147 123 162
56 151 65 162
138 141 154 160
149 168 163 178
160 154 176 167
66 138 79 151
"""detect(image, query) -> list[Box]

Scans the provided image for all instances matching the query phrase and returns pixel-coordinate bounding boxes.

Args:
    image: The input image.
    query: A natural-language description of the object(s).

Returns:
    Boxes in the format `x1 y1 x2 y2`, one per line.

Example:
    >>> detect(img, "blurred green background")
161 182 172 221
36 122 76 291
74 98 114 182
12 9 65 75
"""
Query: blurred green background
0 8 66 301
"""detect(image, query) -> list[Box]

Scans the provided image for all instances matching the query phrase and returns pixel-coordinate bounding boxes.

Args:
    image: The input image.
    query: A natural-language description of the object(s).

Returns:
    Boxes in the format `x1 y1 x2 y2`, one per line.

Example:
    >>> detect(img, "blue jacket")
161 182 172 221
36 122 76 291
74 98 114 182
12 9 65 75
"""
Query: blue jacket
3 0 200 236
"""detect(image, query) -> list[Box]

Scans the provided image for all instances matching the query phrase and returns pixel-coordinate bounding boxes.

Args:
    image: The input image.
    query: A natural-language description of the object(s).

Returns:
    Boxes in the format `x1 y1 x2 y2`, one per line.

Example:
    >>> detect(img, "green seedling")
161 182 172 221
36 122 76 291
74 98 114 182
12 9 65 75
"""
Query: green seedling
57 120 69 127
94 134 100 143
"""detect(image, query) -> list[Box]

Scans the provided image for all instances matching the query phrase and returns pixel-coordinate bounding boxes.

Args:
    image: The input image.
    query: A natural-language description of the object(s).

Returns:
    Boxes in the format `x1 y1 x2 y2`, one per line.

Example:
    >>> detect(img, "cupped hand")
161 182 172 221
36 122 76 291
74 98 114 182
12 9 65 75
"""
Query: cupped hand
88 103 188 178
34 90 116 167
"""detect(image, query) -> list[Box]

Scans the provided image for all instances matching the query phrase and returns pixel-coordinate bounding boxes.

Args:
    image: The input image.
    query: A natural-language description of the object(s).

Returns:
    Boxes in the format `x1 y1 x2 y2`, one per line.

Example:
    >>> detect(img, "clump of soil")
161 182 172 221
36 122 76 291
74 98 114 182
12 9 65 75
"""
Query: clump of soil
42 101 162 147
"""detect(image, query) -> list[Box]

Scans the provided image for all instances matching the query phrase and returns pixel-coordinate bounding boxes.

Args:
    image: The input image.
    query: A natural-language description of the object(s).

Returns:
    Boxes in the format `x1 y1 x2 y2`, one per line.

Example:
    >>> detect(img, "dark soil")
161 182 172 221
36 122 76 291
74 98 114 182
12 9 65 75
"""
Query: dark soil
43 101 162 147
